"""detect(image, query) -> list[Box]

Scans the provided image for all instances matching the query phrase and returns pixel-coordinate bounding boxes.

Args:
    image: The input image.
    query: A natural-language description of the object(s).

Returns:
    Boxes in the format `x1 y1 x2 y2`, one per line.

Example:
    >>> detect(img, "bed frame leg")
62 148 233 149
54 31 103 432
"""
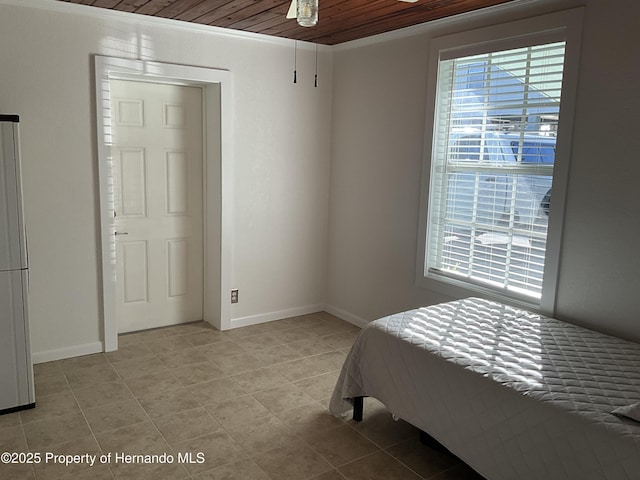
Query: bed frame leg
352 396 364 422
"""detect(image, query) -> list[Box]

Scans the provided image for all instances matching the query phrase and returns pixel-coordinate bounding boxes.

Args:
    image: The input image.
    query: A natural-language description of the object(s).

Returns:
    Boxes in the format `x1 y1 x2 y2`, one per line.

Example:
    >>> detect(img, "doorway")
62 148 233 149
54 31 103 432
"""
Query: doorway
95 56 233 351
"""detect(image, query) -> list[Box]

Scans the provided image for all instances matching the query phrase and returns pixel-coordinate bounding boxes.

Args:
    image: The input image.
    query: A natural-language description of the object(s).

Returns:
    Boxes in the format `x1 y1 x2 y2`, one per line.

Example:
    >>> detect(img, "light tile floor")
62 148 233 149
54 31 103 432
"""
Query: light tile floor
0 312 484 480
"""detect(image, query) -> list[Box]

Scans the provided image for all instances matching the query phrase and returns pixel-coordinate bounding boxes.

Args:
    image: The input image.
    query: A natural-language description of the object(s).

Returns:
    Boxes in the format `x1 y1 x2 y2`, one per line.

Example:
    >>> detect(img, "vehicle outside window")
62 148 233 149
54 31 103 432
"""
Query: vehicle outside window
440 131 556 292
447 132 555 228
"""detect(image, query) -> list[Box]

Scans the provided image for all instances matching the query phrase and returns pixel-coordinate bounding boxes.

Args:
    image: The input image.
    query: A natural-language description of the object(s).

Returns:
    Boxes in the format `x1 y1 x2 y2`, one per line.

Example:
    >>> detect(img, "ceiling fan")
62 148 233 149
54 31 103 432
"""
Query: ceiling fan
287 0 418 28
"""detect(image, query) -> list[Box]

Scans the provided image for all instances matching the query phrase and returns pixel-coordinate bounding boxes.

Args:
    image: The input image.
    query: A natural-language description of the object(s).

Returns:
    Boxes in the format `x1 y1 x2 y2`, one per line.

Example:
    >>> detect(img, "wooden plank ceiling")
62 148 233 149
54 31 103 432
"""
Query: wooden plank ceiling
59 0 515 45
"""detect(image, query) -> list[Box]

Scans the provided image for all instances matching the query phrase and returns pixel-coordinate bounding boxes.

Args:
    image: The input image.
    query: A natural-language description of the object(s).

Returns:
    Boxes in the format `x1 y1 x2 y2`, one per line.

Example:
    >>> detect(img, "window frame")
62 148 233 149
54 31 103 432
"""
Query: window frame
416 8 583 316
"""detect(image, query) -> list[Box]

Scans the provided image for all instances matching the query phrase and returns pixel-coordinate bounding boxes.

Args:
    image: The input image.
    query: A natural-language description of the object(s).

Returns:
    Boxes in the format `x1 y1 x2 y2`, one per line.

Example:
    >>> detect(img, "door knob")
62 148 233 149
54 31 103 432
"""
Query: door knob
114 231 129 236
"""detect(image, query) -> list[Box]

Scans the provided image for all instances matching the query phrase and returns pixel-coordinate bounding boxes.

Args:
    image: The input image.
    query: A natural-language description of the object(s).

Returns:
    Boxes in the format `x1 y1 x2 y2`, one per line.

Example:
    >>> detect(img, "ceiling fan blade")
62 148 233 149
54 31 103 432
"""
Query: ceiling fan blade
286 0 297 19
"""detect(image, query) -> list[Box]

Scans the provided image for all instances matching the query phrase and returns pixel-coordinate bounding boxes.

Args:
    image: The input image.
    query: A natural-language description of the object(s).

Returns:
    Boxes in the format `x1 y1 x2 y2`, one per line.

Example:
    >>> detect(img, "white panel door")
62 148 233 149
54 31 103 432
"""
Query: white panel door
111 80 203 333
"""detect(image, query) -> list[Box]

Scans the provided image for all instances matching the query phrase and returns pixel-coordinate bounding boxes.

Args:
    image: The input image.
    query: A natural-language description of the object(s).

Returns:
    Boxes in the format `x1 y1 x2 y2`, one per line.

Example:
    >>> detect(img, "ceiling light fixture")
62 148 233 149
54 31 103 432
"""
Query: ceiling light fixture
287 0 418 29
286 0 318 28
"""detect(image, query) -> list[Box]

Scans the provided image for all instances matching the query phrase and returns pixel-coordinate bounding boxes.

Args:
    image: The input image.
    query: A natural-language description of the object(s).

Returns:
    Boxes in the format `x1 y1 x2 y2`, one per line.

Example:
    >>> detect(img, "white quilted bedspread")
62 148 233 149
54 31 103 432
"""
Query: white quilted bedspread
329 298 640 480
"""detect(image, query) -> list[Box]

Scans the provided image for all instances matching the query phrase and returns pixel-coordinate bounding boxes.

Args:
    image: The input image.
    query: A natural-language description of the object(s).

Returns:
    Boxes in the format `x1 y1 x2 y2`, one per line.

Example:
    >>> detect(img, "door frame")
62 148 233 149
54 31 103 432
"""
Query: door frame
94 55 233 351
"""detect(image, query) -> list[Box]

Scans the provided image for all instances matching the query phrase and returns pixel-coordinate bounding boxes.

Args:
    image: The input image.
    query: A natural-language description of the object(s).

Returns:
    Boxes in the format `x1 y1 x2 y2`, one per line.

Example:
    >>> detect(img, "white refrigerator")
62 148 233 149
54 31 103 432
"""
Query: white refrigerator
0 114 35 414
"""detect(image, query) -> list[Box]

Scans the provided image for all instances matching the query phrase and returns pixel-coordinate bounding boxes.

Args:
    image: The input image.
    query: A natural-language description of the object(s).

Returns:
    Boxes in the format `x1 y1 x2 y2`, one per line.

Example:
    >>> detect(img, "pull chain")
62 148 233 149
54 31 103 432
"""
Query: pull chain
293 40 298 84
314 44 318 88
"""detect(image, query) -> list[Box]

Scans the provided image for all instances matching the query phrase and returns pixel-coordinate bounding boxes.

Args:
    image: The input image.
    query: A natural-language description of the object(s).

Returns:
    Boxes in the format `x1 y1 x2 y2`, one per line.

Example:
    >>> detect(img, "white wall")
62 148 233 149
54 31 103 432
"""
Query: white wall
326 34 453 327
327 0 640 342
0 0 332 360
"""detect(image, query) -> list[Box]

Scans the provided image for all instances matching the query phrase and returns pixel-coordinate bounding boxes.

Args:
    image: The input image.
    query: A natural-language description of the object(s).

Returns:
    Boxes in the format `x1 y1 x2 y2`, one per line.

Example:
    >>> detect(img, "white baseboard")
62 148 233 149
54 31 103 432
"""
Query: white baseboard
30 304 368 362
32 341 104 364
230 303 326 329
324 304 370 329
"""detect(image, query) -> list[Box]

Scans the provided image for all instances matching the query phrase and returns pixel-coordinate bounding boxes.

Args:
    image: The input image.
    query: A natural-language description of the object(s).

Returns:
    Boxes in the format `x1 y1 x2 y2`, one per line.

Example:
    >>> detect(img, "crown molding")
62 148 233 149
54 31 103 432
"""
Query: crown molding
2 0 578 52
332 0 578 51
0 0 328 51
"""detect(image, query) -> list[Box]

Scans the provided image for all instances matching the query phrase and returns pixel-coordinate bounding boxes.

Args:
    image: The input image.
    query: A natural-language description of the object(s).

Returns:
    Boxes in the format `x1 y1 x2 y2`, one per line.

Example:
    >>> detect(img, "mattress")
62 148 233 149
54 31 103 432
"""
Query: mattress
329 298 640 480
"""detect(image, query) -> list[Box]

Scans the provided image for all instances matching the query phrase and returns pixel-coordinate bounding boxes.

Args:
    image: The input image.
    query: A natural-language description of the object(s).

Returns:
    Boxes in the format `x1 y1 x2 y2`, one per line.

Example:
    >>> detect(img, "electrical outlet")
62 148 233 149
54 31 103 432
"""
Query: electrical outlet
231 289 239 304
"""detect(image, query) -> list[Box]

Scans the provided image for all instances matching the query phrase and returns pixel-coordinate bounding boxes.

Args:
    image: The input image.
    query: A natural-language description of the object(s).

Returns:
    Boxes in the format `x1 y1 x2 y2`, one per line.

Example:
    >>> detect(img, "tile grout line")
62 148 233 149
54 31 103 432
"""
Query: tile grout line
24 315 443 480
104 337 209 479
104 320 347 479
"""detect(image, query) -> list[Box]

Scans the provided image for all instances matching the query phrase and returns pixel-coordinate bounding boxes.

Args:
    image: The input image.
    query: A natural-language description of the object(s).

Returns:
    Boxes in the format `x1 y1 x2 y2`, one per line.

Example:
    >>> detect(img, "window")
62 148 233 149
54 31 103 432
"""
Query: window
417 10 582 313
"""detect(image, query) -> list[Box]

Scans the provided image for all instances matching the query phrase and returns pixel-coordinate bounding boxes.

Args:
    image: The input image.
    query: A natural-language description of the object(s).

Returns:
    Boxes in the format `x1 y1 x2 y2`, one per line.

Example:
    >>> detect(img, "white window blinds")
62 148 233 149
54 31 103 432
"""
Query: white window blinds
426 41 566 300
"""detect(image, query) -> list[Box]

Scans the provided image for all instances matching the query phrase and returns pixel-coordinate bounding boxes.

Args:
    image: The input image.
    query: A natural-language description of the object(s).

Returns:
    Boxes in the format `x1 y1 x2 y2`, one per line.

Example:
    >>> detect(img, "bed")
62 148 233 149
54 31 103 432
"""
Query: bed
329 297 640 480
